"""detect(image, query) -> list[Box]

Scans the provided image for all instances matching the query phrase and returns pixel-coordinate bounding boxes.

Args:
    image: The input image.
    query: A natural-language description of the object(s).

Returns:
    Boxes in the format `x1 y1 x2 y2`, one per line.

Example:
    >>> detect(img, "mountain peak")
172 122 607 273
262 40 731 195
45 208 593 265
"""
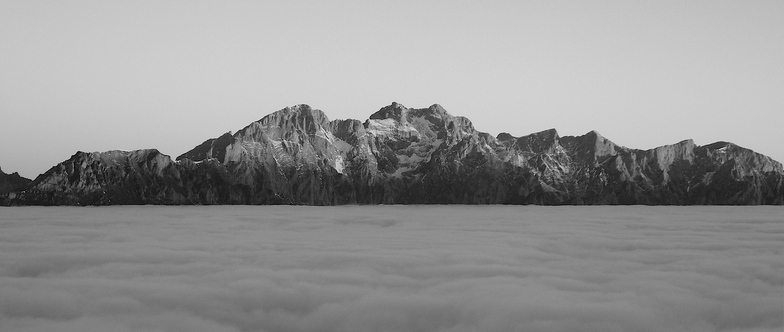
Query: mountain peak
0 167 32 195
514 128 560 153
704 141 733 151
239 105 331 138
369 102 408 121
496 132 515 141
701 141 783 173
5 103 783 206
559 130 619 166
427 103 447 114
265 104 326 121
285 104 315 113
369 103 451 122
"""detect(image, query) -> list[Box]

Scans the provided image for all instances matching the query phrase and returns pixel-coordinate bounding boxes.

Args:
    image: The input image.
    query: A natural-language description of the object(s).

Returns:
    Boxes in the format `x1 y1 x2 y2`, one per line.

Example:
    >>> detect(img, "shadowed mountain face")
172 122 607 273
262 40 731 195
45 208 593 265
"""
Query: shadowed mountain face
4 103 783 205
0 167 31 195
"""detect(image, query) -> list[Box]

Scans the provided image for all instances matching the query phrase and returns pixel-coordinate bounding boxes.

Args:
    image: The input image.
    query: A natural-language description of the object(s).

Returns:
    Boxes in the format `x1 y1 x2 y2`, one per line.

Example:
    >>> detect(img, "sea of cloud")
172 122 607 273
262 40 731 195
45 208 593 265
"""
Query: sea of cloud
0 205 781 332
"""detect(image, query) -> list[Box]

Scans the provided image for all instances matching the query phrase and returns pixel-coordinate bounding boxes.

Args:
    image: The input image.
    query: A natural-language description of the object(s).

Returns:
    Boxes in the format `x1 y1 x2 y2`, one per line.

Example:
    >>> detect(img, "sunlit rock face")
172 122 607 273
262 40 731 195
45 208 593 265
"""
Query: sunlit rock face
4 103 783 205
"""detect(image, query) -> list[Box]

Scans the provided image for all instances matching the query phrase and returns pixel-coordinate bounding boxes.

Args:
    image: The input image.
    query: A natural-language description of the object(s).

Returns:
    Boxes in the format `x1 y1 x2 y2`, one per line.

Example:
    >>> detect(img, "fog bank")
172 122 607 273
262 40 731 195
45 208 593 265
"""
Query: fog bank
0 206 781 332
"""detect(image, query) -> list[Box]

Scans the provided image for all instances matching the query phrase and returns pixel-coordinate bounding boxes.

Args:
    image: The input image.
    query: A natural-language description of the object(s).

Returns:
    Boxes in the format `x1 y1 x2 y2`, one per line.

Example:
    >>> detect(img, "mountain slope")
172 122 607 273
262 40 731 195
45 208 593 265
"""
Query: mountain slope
0 167 31 194
4 103 782 205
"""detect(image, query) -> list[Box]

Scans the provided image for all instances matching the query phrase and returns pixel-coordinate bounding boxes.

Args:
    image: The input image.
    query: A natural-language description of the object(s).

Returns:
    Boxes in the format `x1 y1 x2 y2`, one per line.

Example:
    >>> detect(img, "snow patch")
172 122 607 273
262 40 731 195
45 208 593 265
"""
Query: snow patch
334 156 345 174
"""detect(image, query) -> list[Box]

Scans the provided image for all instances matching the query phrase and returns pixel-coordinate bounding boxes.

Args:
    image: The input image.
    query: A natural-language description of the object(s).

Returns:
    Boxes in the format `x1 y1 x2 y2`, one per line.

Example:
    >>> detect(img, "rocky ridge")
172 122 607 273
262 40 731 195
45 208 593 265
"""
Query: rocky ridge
2 103 782 205
0 167 31 195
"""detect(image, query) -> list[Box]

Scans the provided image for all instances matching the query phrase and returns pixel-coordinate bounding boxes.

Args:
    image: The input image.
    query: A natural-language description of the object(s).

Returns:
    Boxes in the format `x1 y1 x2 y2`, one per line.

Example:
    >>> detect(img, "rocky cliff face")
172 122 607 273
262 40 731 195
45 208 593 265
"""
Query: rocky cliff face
0 167 31 195
4 103 782 205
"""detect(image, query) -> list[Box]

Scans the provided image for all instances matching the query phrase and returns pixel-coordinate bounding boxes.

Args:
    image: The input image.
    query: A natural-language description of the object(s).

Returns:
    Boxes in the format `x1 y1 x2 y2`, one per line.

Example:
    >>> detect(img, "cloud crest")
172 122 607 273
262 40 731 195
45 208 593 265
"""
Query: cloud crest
1 206 781 332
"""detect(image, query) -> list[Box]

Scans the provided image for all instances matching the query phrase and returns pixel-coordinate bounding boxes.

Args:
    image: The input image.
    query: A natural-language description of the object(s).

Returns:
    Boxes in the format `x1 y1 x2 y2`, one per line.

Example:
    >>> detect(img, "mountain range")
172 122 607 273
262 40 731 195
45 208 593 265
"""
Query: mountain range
2 103 782 205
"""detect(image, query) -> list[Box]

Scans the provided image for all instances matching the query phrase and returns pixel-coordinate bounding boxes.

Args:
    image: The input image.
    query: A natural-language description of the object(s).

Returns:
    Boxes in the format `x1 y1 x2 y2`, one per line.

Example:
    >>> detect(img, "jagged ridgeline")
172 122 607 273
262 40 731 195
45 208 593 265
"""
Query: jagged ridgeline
2 103 783 205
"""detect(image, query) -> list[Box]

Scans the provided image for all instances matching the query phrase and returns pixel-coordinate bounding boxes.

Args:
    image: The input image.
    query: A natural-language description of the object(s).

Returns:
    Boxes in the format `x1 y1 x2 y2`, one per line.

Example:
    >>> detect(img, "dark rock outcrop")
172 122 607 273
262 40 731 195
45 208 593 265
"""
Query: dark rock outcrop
0 167 32 206
4 103 782 205
0 167 31 193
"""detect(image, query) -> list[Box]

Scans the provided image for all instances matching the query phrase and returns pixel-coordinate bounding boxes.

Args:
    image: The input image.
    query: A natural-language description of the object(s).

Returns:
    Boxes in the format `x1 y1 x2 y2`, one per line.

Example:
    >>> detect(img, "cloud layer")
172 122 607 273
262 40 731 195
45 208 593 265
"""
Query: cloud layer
0 206 782 332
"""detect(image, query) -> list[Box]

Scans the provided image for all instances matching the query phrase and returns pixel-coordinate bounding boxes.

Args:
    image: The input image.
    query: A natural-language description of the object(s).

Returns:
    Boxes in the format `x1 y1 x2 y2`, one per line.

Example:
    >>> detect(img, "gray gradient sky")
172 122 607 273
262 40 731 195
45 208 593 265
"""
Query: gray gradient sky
1 0 782 179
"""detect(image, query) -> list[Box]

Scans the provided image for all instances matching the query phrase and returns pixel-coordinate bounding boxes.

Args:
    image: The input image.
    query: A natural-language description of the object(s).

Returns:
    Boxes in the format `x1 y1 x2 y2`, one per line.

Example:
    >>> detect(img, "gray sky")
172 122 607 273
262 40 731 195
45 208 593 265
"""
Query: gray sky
1 0 782 179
